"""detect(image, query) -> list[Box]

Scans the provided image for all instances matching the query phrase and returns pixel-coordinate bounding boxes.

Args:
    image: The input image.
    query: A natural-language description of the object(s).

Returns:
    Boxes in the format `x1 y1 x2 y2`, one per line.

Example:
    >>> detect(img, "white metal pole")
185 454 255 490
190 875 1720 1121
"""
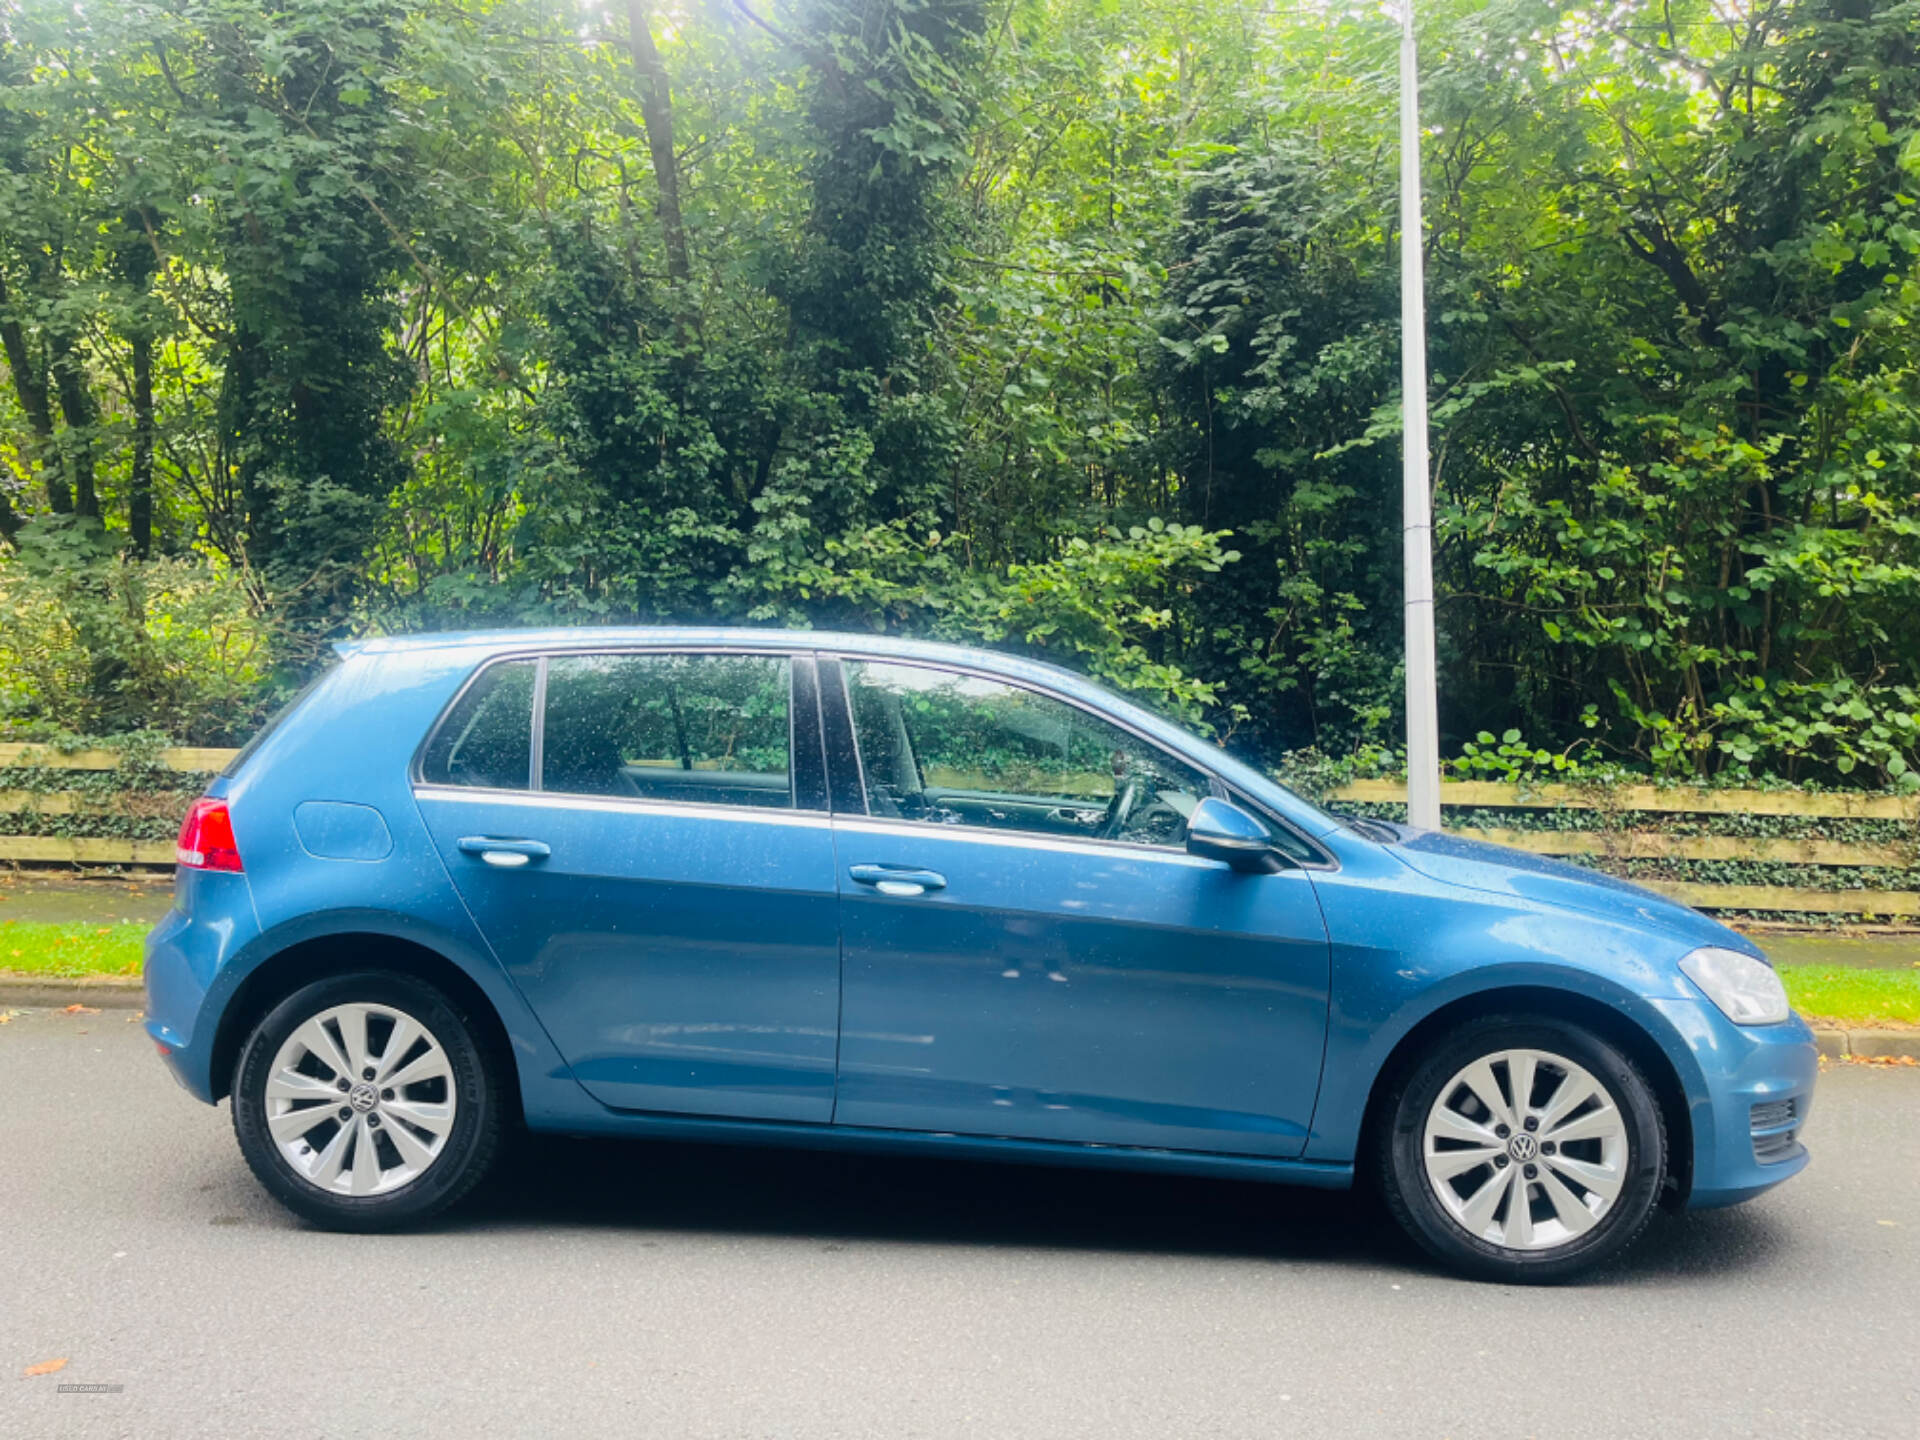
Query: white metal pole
1399 1 1442 830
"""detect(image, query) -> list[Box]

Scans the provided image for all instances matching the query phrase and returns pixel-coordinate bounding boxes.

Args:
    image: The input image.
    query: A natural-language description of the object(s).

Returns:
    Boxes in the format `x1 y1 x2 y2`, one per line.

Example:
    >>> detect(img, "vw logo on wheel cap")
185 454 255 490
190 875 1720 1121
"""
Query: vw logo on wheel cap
348 1082 380 1113
1508 1132 1539 1162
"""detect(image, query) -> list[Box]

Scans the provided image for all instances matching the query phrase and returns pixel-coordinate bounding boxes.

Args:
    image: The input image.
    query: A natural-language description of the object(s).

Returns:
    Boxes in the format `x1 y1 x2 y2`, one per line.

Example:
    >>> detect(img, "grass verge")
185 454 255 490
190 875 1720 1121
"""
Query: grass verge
1775 964 1920 1027
3 922 1917 1026
1 920 147 979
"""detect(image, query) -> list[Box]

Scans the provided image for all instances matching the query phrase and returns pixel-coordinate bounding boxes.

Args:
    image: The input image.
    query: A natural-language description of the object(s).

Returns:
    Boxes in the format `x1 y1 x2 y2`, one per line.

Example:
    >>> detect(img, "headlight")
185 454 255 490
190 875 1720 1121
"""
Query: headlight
1679 946 1790 1025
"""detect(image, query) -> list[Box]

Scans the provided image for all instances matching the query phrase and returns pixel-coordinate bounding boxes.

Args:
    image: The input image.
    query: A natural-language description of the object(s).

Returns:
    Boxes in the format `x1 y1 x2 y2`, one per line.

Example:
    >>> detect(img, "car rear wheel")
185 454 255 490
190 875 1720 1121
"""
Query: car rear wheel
1377 1015 1666 1283
232 972 503 1230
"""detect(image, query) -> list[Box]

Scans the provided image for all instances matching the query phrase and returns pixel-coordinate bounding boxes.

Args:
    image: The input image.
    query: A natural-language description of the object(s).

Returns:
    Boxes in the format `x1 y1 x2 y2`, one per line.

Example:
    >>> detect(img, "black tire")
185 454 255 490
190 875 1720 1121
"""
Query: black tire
1376 1014 1666 1284
232 971 503 1231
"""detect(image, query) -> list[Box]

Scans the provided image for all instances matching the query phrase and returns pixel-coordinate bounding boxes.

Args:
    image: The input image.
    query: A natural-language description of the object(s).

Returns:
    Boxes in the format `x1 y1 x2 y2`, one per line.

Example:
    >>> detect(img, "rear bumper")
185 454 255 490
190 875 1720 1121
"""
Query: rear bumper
143 871 260 1104
1647 997 1818 1210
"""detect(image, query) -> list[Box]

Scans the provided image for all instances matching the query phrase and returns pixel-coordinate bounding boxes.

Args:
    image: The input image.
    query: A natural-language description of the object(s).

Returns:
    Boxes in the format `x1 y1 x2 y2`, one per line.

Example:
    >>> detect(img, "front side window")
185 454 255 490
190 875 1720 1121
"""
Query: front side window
419 659 536 790
842 660 1209 847
541 654 793 808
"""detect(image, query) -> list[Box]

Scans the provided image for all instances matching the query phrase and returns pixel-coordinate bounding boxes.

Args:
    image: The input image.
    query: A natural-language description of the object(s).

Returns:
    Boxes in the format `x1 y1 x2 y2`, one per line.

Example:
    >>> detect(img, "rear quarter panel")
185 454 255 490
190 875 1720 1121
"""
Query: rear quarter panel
194 647 583 1117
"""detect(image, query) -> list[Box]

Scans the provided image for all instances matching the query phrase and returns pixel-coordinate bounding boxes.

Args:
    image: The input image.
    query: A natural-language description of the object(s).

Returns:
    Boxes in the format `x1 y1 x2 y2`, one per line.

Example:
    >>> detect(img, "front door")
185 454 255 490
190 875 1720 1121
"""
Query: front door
415 649 841 1122
825 657 1332 1158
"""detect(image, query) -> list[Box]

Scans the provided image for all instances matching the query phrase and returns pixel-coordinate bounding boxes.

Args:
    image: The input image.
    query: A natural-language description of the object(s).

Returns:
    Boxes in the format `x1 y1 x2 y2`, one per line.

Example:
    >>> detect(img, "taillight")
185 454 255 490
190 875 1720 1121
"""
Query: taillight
176 798 244 872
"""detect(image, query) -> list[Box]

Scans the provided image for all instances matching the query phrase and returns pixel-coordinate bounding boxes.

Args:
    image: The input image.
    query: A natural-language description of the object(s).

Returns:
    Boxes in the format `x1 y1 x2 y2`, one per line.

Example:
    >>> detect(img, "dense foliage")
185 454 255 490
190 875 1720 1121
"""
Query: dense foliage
3 0 1918 786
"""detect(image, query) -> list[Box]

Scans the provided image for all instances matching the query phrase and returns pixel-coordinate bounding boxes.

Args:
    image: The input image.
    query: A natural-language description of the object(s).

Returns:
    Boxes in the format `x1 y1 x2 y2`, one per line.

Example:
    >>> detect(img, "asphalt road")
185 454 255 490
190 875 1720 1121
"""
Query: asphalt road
4 1007 1917 1440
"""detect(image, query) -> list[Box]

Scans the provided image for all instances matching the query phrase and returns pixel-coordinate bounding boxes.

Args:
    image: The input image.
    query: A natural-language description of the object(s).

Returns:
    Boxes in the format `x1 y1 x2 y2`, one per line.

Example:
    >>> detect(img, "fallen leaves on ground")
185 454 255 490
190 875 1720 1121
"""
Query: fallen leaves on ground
60 1003 100 1015
23 1358 68 1377
1844 1053 1919 1067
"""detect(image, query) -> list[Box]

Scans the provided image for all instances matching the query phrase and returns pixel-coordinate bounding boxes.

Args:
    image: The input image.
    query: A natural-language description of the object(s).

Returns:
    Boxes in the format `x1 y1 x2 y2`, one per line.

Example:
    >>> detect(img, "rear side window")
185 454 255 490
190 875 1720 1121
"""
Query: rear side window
419 660 536 790
541 654 792 808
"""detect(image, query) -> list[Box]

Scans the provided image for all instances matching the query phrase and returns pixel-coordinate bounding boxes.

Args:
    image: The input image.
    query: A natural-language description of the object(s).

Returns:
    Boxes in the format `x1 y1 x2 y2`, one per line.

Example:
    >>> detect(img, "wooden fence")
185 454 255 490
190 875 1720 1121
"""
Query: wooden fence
4 746 1918 918
1328 779 1920 918
0 744 223 866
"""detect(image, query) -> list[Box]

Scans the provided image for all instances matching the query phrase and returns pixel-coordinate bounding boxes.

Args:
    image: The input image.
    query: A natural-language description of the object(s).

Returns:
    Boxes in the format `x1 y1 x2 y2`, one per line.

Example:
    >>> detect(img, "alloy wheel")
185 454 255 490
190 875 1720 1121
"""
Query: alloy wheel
263 1001 458 1197
1421 1046 1628 1251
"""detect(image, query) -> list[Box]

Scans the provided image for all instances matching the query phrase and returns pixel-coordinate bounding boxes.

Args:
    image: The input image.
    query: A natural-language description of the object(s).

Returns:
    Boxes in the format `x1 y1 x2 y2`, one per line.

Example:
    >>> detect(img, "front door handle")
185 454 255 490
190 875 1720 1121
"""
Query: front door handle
848 863 947 898
457 836 551 869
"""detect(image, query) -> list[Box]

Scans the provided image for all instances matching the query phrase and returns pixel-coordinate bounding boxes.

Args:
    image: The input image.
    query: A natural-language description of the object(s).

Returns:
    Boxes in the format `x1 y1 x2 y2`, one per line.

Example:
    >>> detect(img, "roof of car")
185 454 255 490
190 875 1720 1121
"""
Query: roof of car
339 627 1096 691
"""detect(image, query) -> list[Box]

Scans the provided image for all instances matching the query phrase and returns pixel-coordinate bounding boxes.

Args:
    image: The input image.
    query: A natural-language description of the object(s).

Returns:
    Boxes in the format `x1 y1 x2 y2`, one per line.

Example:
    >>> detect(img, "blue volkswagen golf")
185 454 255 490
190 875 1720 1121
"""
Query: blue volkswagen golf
144 629 1816 1281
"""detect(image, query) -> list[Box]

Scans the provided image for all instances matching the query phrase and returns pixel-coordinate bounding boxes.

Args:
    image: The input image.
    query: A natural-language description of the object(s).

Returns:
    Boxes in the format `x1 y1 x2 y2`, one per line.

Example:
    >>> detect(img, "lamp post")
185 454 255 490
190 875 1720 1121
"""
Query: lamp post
1398 0 1442 830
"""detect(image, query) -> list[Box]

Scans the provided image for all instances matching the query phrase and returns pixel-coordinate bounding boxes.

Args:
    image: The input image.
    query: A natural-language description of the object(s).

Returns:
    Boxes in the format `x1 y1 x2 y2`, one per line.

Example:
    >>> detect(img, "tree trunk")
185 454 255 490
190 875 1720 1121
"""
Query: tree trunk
130 328 155 555
49 330 99 518
624 1 692 285
224 328 275 575
0 269 69 514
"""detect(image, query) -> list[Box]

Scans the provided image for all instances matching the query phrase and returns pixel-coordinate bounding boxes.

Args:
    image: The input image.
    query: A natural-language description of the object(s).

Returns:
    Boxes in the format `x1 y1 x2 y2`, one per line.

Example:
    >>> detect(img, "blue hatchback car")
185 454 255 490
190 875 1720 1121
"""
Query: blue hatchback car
145 628 1816 1281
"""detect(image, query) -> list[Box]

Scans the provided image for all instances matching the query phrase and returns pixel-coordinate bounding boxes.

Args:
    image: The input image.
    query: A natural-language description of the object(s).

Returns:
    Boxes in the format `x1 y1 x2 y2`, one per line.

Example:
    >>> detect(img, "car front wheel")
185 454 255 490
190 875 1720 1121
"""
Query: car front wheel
1377 1015 1666 1283
231 972 503 1230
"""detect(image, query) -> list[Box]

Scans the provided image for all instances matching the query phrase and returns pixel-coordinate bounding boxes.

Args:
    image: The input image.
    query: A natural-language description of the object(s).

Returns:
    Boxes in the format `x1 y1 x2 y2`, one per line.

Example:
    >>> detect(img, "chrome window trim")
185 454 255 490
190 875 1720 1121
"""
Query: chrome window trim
412 783 832 828
831 653 1336 870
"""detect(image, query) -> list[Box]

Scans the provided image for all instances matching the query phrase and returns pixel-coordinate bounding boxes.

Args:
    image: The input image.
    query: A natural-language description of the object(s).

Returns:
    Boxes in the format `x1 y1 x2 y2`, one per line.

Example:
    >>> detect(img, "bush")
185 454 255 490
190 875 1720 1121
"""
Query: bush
0 521 275 744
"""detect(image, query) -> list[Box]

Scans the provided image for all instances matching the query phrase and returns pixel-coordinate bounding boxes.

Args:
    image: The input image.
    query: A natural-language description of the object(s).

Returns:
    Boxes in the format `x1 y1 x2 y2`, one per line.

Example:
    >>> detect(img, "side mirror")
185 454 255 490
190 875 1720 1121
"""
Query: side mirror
1186 797 1291 874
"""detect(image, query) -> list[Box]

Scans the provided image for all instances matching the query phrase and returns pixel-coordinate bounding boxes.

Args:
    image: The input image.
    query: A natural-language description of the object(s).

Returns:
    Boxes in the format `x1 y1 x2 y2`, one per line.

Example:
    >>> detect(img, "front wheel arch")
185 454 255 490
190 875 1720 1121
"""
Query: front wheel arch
210 932 519 1126
1355 985 1695 1207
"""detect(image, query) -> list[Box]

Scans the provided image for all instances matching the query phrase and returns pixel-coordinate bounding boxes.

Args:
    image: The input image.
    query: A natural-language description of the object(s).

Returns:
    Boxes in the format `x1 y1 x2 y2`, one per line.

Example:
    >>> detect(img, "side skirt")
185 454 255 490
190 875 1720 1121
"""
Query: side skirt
531 1107 1356 1190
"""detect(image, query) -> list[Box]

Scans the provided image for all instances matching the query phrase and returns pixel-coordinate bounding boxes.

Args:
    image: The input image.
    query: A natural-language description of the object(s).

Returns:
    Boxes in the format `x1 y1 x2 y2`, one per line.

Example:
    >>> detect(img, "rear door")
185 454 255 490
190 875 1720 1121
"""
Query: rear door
414 649 841 1122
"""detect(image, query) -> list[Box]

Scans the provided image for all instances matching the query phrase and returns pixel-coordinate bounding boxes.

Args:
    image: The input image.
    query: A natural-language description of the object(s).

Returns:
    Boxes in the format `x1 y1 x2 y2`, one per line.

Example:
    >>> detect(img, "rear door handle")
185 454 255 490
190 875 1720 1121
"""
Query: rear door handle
848 863 947 898
457 836 551 869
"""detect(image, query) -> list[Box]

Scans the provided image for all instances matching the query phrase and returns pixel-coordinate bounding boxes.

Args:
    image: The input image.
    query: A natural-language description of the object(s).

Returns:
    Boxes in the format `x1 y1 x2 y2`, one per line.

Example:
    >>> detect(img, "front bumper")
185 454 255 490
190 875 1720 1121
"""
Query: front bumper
1648 996 1818 1209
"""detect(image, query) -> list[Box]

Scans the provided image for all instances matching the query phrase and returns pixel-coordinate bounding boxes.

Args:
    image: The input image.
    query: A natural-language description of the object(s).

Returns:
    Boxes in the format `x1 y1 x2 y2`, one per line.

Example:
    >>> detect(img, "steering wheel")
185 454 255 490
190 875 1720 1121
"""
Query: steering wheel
1100 774 1151 840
